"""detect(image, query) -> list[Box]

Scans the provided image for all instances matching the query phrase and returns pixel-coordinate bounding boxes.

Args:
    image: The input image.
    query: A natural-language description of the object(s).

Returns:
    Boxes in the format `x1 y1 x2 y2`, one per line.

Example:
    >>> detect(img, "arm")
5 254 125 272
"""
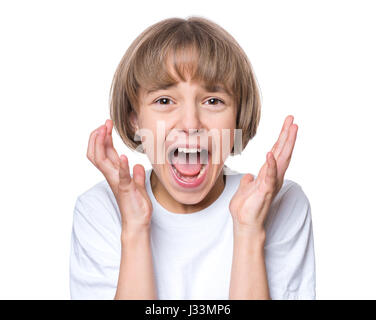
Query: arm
115 227 157 299
229 230 270 299
229 115 298 299
87 119 157 299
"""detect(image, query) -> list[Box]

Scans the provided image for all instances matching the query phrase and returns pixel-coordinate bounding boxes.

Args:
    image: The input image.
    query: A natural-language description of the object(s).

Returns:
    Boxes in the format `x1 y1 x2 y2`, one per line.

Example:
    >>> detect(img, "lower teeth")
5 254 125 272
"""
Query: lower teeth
172 164 206 181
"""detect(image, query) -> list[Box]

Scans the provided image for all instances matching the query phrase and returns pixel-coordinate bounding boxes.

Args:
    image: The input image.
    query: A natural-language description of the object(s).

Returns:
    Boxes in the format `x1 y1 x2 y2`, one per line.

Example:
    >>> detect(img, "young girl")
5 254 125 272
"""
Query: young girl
70 16 315 300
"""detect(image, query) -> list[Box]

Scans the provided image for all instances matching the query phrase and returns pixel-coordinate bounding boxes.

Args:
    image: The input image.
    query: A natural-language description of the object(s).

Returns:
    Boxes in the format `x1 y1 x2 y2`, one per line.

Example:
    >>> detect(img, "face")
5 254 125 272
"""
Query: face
134 73 237 210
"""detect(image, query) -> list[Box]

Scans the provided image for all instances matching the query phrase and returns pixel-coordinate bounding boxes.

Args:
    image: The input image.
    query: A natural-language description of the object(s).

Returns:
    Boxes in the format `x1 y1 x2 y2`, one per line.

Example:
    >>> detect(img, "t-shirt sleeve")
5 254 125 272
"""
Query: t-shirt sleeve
69 193 121 300
264 182 316 300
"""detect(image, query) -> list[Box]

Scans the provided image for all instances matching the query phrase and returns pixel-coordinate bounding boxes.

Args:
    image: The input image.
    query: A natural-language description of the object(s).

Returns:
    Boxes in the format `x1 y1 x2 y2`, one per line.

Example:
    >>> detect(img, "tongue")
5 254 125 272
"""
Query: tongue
172 154 202 176
174 162 201 176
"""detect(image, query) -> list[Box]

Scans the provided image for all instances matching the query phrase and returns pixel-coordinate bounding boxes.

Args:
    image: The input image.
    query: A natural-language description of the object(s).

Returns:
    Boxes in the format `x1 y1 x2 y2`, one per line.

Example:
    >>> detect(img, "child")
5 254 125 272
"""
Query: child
70 16 315 300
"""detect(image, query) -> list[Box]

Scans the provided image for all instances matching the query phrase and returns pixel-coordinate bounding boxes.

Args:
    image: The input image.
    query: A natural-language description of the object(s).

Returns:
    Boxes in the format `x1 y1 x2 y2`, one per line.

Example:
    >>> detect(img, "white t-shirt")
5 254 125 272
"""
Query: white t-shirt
69 166 316 300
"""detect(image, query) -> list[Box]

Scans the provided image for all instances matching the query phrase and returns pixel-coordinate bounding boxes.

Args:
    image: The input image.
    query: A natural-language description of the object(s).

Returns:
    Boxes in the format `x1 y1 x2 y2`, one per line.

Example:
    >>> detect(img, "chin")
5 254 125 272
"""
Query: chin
167 185 210 205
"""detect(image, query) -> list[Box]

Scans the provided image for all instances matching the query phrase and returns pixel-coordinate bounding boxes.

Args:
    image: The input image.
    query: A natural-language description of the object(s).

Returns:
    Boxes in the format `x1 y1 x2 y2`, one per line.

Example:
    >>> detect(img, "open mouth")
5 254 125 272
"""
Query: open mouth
167 146 210 188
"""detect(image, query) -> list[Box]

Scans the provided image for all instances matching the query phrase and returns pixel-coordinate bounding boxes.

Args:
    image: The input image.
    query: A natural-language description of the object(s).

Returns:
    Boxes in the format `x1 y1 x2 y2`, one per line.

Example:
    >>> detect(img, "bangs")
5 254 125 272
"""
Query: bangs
110 17 261 154
131 22 238 101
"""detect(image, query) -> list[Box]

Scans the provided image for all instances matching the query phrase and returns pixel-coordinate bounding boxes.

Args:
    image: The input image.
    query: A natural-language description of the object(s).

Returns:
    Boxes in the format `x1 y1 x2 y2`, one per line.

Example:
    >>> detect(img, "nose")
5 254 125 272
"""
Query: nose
177 101 203 135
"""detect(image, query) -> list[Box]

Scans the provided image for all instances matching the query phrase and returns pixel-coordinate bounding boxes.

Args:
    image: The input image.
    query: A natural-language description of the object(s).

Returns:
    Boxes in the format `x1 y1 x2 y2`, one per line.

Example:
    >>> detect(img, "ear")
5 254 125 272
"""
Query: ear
130 111 139 133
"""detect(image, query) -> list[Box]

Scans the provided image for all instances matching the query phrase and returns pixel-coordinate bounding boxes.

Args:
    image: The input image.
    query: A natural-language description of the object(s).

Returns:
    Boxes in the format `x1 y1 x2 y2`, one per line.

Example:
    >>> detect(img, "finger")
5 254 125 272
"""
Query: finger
271 115 293 154
240 173 255 188
255 160 268 188
87 125 103 163
103 121 120 166
104 119 114 148
133 164 146 188
271 115 294 159
94 126 106 167
105 119 113 135
119 155 132 190
265 152 277 189
278 123 298 172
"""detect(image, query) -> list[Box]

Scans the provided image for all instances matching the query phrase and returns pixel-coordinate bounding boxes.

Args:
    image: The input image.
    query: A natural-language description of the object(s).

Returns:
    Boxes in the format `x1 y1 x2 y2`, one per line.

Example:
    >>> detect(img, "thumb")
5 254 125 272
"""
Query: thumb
240 173 255 187
133 164 146 189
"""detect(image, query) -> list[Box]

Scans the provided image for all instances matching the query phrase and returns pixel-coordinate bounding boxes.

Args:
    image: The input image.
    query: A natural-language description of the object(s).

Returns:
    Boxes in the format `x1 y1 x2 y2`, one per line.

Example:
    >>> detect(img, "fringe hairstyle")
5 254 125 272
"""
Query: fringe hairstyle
109 16 262 155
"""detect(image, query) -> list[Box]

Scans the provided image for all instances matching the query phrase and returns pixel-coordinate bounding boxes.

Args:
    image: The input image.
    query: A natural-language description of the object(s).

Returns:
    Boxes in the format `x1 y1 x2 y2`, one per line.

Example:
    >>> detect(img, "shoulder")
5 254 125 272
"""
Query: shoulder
265 179 312 244
73 180 121 233
263 179 315 299
70 181 121 299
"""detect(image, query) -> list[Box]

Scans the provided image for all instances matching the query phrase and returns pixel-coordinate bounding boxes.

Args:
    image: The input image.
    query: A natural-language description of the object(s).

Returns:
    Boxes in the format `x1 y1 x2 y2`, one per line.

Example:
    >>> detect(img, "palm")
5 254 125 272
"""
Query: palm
230 115 298 230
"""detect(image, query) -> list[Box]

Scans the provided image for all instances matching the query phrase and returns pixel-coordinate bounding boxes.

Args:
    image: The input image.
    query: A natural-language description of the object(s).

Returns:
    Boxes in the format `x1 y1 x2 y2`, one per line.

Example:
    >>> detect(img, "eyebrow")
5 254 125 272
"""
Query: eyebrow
146 83 178 95
146 83 231 96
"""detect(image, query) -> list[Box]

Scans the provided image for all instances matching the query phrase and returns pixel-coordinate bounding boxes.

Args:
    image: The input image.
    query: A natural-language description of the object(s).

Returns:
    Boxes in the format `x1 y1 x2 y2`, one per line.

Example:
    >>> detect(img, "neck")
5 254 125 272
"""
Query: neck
150 168 226 214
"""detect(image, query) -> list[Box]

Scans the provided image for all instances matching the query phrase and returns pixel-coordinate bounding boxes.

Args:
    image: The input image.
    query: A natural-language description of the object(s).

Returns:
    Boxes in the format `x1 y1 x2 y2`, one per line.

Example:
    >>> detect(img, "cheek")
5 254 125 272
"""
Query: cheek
208 113 237 137
138 119 174 165
136 114 156 161
207 107 236 128
206 118 237 162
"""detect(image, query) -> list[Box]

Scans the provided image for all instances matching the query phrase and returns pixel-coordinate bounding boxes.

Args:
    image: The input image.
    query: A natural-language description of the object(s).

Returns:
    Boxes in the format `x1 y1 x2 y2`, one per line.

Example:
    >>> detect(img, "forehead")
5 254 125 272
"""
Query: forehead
138 49 234 101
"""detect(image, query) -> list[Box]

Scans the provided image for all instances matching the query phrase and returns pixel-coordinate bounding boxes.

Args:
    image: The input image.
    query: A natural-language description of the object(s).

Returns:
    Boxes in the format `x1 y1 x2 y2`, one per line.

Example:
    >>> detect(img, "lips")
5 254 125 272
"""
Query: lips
165 142 211 188
168 154 210 188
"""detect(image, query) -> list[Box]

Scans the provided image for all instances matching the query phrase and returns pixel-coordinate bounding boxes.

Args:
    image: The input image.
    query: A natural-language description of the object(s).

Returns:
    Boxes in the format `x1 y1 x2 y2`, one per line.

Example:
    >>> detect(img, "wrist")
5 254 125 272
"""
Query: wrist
121 225 150 244
233 222 266 240
233 226 266 250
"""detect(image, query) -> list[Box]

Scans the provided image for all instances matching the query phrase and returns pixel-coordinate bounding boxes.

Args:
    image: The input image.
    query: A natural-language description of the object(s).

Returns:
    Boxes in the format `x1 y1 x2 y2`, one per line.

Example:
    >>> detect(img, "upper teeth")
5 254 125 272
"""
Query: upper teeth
178 147 202 153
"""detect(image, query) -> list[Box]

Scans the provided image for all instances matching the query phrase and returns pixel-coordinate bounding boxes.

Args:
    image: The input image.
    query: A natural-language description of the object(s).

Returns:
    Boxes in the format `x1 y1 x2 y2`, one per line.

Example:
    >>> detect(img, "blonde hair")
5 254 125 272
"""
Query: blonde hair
109 16 262 155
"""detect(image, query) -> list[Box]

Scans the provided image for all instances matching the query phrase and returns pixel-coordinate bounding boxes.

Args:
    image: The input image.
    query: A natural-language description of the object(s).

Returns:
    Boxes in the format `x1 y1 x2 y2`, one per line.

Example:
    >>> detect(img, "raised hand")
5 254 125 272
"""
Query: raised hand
87 119 153 232
229 115 298 236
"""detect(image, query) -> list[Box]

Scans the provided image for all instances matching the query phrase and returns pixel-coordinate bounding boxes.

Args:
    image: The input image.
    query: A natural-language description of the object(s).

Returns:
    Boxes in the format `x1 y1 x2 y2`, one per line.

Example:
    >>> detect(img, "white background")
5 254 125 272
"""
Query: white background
0 0 375 299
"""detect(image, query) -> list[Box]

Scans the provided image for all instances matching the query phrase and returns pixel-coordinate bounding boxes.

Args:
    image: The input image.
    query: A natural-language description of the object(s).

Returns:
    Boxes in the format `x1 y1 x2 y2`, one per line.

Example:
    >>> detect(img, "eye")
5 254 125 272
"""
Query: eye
204 98 225 106
154 97 173 105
